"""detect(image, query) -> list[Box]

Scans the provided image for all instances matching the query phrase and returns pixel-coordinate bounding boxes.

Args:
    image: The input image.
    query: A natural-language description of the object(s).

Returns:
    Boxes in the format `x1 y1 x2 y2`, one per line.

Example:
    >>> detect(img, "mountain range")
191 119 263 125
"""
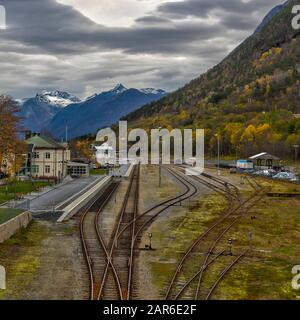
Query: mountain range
17 91 80 133
17 84 166 139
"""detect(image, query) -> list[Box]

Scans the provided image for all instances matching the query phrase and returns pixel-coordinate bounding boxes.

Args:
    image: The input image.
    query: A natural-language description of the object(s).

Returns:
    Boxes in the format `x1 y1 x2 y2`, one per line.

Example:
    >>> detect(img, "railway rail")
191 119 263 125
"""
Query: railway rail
97 164 140 300
165 165 267 300
79 181 121 300
80 163 265 301
81 164 202 300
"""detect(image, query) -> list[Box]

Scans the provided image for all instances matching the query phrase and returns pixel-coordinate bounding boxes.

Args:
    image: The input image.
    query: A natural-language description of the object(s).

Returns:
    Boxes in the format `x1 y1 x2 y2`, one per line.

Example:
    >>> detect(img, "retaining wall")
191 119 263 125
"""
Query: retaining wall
0 211 32 243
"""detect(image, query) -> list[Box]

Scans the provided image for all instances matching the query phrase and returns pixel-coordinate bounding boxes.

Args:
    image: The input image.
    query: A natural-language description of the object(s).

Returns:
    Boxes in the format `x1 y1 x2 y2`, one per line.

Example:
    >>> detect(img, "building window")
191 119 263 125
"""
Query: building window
45 165 51 174
31 165 39 174
33 152 39 159
45 152 51 159
68 165 87 176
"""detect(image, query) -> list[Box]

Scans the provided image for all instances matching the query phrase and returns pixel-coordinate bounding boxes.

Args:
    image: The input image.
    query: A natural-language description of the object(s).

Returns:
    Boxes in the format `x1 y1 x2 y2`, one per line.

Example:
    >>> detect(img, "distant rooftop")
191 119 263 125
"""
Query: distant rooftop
26 135 67 150
249 152 280 160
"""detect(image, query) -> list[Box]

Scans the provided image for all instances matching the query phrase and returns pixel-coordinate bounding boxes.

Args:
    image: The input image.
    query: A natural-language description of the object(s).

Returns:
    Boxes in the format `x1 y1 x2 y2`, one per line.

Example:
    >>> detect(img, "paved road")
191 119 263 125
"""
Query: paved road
29 176 103 212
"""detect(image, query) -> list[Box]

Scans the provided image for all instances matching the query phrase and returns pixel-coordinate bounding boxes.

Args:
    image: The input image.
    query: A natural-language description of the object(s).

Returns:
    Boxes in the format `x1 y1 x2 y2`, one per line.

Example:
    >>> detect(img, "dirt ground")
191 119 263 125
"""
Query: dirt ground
0 166 299 300
0 165 191 300
0 219 86 300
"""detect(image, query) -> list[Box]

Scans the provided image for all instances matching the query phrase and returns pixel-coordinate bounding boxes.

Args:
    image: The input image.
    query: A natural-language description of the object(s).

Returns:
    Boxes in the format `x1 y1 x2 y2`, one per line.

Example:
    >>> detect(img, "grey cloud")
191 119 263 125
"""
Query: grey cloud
157 0 283 19
0 0 285 98
135 15 172 25
220 12 259 30
1 0 223 56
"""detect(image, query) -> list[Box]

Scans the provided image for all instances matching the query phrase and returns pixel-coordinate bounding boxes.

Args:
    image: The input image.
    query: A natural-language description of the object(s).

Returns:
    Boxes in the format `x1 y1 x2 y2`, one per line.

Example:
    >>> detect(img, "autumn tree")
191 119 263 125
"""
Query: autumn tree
0 95 25 175
70 139 93 160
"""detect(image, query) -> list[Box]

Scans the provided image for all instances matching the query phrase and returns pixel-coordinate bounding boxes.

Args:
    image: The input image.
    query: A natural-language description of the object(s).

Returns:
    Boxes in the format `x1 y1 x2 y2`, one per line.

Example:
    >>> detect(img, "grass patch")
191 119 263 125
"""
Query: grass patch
214 196 300 300
0 221 49 299
0 181 51 204
0 208 24 225
146 175 300 300
147 194 227 292
90 168 108 175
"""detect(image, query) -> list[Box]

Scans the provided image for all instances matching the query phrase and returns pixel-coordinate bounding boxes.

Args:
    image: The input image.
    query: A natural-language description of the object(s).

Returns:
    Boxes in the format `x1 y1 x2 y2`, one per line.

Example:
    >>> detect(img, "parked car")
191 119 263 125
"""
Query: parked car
254 169 277 177
273 172 299 182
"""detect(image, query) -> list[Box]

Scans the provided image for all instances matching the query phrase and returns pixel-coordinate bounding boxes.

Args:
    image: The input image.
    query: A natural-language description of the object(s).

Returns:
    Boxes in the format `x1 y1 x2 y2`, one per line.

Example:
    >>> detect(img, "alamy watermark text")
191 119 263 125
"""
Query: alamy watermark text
0 5 6 30
95 121 204 175
292 5 300 30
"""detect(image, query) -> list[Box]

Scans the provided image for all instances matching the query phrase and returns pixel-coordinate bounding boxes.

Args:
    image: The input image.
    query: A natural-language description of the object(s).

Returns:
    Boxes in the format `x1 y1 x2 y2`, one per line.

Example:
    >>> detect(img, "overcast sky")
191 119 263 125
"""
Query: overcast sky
0 0 283 99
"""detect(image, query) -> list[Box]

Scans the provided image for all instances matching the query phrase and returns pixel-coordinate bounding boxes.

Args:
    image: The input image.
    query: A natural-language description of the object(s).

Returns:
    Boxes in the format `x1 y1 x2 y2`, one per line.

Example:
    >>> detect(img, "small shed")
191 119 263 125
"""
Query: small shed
67 162 89 177
237 160 254 170
249 152 280 169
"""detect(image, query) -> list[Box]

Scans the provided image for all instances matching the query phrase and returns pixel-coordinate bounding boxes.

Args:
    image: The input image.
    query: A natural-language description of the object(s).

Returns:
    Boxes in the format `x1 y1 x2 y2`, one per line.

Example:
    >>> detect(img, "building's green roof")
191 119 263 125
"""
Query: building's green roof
26 135 66 150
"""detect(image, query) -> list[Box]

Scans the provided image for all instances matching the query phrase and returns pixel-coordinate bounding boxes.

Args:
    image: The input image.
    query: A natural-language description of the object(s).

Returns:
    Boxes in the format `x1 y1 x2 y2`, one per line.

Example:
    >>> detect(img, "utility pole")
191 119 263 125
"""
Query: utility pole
218 135 220 176
65 124 68 143
159 164 162 187
294 145 299 170
215 134 221 176
158 127 162 187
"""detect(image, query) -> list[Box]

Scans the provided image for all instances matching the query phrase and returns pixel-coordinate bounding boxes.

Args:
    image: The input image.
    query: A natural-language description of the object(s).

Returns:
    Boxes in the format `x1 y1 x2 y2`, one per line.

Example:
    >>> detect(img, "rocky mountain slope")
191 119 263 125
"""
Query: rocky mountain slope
48 84 166 139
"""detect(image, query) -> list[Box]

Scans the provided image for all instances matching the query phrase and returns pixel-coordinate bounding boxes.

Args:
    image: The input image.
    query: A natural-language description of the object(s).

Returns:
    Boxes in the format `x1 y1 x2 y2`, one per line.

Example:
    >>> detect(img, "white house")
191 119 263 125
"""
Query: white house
25 134 71 180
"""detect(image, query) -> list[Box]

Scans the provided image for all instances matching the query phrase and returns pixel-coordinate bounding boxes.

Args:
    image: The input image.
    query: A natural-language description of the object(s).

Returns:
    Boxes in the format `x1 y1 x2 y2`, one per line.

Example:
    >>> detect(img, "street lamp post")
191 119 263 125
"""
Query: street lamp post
158 127 162 187
294 145 299 170
159 164 162 188
215 134 221 176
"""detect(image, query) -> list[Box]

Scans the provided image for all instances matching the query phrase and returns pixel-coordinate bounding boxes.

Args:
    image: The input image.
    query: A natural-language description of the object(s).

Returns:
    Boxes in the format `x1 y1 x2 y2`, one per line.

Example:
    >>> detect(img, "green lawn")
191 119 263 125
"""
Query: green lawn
89 168 108 175
0 208 24 225
0 181 51 204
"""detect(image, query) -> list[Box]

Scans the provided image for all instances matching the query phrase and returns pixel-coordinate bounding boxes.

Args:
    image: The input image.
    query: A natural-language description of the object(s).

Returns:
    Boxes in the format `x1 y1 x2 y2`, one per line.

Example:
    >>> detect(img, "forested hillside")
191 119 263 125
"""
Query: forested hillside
124 0 300 158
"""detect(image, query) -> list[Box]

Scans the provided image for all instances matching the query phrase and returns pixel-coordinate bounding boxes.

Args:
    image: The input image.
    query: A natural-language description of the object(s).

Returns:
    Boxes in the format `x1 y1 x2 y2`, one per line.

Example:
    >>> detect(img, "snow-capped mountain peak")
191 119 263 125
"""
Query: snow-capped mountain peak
110 84 127 95
36 90 81 107
139 88 166 95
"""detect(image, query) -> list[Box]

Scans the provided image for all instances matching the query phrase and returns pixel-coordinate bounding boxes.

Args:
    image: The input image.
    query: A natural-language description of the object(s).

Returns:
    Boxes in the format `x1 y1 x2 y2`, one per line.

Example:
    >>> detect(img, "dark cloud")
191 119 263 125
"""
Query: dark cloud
1 0 222 55
135 15 172 25
0 0 284 98
157 0 281 19
220 12 259 30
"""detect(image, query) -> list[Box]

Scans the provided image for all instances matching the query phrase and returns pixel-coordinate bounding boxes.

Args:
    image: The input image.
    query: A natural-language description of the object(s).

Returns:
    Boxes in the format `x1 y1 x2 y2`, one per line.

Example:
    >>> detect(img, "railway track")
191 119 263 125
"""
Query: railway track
113 165 200 299
165 166 267 300
80 163 263 301
98 164 140 300
80 181 121 300
80 164 200 300
205 250 249 300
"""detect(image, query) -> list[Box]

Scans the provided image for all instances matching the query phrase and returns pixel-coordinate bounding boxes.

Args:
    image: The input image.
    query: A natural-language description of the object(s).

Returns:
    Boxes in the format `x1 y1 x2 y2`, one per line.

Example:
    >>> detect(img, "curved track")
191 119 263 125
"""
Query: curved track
80 164 264 301
165 166 266 300
80 181 121 300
